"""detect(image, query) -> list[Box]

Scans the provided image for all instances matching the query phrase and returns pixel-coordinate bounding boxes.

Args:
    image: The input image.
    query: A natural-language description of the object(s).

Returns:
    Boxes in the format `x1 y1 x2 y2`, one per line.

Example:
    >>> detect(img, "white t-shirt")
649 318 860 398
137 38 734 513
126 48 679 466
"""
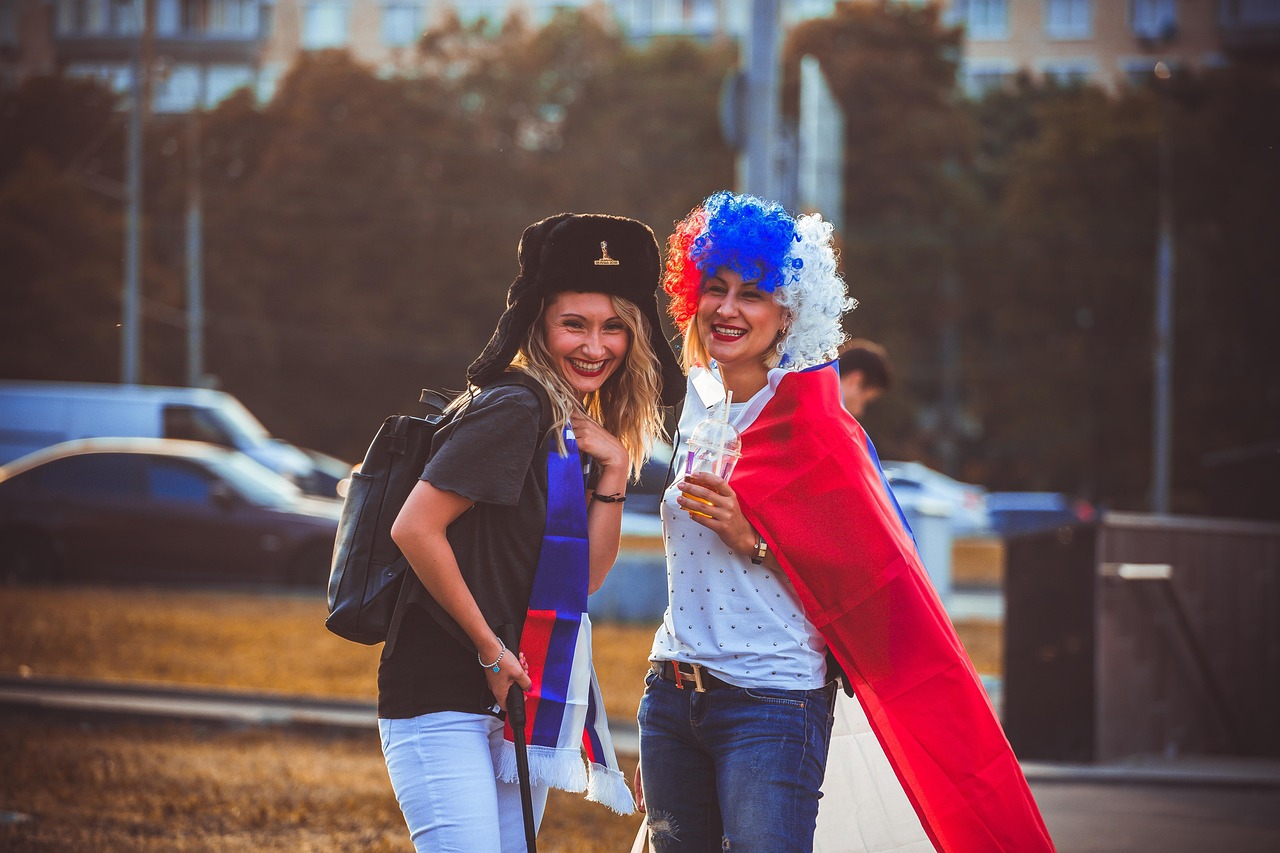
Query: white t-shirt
649 375 828 690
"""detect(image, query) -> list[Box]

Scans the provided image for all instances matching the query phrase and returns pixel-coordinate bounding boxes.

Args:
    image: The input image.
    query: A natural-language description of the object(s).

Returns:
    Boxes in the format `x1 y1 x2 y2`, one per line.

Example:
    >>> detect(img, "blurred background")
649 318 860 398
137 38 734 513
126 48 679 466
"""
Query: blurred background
2 0 1278 519
3 2 1280 849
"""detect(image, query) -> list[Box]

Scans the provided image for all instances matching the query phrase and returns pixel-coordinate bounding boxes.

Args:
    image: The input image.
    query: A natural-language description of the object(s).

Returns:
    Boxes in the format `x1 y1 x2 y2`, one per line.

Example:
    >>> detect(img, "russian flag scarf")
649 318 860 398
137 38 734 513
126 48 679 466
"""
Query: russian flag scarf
689 365 1053 852
497 425 636 815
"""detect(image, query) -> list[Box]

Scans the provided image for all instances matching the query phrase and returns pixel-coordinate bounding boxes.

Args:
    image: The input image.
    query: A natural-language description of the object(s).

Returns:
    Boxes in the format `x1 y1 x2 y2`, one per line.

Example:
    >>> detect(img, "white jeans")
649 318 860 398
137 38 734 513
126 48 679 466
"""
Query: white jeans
379 711 549 853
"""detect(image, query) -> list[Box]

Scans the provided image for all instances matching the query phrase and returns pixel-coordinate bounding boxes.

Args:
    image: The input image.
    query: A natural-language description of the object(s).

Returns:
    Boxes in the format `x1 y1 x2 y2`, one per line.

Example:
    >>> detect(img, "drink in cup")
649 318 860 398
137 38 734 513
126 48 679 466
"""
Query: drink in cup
681 394 742 517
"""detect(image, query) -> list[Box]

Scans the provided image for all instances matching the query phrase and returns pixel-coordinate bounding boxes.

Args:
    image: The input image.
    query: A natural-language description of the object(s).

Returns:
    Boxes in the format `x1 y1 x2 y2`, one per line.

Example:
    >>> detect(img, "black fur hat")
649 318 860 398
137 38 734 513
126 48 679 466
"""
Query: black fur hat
467 213 684 406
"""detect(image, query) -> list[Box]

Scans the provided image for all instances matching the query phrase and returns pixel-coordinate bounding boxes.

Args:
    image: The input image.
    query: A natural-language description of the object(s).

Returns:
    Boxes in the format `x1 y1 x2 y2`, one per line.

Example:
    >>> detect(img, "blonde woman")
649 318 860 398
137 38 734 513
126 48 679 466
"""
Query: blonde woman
381 214 682 853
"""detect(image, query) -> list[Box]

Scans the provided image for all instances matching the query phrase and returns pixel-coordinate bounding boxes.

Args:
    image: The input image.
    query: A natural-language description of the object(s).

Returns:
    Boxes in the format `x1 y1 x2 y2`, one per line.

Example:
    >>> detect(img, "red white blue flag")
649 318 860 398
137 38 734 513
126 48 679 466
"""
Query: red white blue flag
699 365 1054 852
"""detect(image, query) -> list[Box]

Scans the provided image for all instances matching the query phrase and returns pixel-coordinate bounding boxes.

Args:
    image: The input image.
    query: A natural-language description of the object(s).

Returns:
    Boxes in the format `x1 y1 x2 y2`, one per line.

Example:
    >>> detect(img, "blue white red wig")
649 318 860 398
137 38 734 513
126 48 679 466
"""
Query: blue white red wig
663 191 854 369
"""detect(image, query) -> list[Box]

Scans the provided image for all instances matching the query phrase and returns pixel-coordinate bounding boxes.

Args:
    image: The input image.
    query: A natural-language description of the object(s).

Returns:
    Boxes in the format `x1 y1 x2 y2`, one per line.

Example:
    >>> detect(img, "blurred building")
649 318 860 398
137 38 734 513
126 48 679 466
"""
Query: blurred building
947 0 1280 96
3 0 1279 110
0 0 275 112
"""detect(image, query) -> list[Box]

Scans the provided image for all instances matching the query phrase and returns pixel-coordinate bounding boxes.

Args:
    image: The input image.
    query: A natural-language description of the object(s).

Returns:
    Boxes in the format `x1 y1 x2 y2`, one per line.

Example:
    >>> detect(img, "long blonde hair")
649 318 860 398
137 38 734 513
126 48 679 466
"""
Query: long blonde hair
453 295 666 481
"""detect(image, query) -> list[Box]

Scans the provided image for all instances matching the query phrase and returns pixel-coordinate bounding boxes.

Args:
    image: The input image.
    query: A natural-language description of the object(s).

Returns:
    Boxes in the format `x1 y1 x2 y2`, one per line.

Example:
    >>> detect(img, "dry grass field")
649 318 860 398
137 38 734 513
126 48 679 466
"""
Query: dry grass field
0 585 1000 851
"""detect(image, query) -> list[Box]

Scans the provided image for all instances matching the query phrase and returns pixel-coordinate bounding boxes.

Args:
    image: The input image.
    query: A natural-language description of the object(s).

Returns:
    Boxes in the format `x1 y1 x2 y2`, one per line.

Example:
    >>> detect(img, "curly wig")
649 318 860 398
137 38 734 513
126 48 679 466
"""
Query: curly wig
662 191 855 370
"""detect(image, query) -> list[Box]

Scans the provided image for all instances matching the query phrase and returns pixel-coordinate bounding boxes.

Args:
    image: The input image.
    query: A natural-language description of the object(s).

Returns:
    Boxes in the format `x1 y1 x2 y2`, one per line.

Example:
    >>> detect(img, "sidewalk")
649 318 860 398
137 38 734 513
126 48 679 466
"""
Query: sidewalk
5 673 1279 789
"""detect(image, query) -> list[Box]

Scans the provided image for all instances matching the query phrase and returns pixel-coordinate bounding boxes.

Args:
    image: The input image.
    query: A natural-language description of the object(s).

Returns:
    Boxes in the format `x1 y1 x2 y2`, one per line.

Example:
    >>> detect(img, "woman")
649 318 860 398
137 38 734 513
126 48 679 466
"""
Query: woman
638 192 1053 853
380 213 683 853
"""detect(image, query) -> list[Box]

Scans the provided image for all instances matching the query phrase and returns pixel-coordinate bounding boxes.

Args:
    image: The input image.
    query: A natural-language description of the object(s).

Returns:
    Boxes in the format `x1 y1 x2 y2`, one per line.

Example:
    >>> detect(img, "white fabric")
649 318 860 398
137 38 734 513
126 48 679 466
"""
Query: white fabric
379 712 550 853
814 692 935 853
649 368 828 689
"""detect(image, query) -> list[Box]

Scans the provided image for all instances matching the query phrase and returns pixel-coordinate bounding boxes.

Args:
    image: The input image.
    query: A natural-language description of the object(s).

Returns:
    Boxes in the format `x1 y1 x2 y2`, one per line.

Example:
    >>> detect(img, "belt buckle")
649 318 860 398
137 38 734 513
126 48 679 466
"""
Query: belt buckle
673 662 706 693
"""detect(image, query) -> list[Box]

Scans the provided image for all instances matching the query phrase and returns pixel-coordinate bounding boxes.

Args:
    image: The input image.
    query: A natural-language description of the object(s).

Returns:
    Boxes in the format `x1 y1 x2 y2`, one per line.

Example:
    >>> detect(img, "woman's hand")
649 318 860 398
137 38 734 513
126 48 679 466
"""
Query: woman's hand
634 762 646 813
481 643 532 716
570 410 628 474
675 471 758 555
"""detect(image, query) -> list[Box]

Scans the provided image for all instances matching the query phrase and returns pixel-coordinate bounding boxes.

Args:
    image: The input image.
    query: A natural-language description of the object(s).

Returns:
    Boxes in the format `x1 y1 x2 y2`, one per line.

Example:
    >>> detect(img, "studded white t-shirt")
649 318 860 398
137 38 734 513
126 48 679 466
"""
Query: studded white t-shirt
649 376 828 690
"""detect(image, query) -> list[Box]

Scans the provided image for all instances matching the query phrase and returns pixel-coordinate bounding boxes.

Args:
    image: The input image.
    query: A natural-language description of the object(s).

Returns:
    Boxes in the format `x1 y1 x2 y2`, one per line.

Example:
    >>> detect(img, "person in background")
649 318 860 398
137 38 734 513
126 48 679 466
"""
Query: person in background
837 338 892 419
380 213 682 853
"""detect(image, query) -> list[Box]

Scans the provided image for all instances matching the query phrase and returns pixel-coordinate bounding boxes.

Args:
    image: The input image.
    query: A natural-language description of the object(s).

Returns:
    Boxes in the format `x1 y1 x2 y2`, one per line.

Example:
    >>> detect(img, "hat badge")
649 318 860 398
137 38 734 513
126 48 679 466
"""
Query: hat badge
593 241 620 267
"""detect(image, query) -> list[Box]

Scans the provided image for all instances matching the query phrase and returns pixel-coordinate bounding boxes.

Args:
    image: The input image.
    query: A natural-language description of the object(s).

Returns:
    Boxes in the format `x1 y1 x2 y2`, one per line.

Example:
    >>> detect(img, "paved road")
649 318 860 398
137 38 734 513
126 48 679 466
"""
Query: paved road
5 675 1280 852
1030 779 1280 852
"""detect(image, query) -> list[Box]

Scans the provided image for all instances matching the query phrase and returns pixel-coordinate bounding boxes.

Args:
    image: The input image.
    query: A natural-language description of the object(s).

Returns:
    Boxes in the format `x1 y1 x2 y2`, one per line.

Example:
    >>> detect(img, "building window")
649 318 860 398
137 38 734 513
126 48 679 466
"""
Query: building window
1132 0 1177 39
155 0 181 34
1120 57 1180 87
948 0 1010 41
107 0 140 34
962 59 1017 96
57 0 108 35
208 0 259 36
1040 58 1094 86
153 63 201 112
66 61 133 93
454 0 506 26
1219 0 1280 26
1045 0 1092 39
302 0 347 48
0 0 19 46
381 1 420 47
206 63 255 102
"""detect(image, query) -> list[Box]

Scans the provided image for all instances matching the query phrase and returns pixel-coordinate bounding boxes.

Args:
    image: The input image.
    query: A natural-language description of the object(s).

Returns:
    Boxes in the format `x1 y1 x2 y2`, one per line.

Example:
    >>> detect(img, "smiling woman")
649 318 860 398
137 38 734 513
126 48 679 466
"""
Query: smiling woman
375 213 682 853
633 191 1053 853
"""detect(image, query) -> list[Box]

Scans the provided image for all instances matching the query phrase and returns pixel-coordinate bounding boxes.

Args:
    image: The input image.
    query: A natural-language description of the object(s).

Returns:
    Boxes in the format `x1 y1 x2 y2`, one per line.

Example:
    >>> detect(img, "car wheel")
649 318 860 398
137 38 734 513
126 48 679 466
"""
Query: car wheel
0 529 59 584
288 541 333 589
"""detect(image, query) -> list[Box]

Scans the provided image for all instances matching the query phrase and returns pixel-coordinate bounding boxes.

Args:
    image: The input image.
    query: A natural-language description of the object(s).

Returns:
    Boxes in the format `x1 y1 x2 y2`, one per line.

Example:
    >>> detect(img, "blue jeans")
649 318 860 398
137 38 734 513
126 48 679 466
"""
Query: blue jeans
638 669 836 853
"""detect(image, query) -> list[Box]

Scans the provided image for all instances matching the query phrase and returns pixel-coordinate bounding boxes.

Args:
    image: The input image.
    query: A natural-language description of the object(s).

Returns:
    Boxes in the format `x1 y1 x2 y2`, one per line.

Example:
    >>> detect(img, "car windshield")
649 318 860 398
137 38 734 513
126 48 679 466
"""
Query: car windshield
209 452 303 507
207 397 272 446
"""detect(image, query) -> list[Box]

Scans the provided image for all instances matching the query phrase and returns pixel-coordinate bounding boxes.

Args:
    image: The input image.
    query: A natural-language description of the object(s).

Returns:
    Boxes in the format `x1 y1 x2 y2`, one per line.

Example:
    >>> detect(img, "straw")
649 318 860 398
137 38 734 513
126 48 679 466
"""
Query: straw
715 391 733 473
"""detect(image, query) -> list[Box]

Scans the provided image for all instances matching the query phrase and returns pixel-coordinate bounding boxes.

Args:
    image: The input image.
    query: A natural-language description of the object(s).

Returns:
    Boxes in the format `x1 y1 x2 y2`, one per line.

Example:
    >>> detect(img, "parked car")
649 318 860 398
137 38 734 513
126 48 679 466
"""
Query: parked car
880 460 992 538
0 380 329 495
298 447 357 500
986 492 1096 538
0 438 340 586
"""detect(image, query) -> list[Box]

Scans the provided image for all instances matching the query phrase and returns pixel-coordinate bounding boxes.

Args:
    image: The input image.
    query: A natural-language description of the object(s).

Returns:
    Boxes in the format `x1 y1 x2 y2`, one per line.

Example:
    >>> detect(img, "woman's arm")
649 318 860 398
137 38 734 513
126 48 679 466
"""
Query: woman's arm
390 480 532 710
570 411 629 594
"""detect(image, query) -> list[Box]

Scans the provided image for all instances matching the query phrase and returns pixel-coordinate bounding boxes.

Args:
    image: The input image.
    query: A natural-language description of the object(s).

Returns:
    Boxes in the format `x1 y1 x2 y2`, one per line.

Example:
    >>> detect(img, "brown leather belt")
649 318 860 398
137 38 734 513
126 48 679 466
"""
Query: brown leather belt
651 660 733 693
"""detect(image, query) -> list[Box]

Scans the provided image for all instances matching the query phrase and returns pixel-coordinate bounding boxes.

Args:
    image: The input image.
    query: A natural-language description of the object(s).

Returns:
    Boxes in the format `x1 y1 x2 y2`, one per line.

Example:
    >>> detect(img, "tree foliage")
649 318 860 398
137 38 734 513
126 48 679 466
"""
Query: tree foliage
784 0 979 466
3 6 1276 515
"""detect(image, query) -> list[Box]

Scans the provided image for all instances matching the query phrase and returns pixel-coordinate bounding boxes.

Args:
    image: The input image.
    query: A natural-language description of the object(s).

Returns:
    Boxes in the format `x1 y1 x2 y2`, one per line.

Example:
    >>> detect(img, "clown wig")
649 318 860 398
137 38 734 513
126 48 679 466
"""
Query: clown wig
663 191 855 371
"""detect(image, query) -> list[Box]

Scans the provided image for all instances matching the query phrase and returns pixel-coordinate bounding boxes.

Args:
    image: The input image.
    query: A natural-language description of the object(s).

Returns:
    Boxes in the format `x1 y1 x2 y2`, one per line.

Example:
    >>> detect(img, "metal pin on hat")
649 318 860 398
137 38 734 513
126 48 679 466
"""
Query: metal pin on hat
593 241 620 266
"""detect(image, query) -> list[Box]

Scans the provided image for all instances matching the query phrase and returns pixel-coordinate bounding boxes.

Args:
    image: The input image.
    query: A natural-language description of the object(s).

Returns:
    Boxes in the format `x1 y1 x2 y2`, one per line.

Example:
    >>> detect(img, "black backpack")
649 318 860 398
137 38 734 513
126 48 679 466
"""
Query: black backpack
324 375 547 645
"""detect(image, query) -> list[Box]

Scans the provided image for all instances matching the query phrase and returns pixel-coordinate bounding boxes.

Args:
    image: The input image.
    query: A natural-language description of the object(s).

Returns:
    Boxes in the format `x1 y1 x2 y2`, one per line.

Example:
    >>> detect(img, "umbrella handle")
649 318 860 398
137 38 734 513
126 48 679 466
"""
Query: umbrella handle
500 626 537 853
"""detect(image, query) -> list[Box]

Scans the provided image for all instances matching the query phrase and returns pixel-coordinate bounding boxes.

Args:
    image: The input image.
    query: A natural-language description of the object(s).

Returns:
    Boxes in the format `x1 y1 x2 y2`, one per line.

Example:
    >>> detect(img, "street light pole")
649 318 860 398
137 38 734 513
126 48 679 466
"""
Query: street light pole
1151 61 1175 514
186 99 205 388
739 0 783 200
122 0 154 385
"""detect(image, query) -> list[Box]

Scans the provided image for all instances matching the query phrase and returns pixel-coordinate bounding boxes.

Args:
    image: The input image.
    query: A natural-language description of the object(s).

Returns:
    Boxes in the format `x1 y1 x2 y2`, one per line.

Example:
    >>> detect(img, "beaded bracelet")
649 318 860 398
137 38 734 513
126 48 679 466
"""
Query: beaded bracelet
478 638 506 673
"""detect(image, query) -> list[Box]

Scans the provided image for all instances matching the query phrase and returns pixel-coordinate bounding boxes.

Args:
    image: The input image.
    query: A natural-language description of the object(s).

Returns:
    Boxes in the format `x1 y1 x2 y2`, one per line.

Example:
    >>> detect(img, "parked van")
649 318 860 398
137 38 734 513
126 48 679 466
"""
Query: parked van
0 380 320 489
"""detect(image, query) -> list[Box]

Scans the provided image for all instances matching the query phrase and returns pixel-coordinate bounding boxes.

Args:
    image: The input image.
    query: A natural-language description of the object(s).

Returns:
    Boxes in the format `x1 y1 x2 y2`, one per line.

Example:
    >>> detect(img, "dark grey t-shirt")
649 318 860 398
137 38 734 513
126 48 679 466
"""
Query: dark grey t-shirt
377 383 552 719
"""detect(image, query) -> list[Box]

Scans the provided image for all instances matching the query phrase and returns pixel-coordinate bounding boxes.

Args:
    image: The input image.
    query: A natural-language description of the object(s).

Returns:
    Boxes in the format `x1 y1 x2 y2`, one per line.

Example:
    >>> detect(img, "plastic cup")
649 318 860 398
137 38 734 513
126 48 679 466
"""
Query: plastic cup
681 404 742 517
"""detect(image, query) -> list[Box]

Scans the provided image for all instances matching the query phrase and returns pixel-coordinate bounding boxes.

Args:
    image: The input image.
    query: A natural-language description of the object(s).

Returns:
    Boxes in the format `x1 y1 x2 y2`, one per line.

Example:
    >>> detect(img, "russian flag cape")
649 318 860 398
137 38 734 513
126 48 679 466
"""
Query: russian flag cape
707 365 1054 853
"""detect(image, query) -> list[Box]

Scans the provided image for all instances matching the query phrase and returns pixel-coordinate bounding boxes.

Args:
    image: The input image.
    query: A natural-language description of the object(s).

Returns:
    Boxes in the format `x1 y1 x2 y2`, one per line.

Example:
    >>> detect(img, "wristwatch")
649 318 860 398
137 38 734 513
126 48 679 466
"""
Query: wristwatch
751 534 768 566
